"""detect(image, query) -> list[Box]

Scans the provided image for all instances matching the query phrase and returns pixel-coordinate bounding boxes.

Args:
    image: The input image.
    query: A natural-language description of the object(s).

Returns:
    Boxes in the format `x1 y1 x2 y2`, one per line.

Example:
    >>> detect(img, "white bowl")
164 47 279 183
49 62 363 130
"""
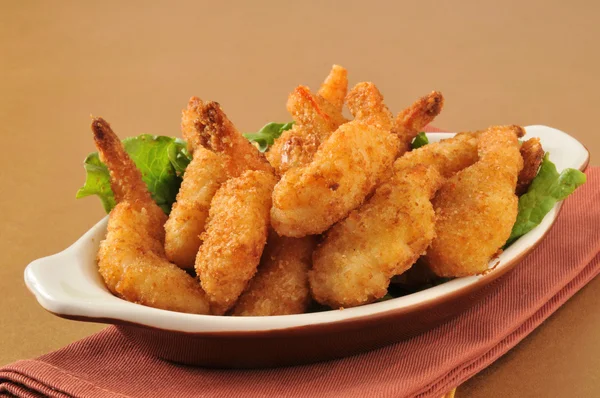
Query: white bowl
24 125 589 368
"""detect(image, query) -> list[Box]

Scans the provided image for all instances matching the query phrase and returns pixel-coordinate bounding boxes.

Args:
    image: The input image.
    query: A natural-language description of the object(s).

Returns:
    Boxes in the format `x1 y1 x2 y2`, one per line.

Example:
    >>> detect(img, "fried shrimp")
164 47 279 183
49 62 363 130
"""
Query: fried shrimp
92 118 210 314
267 66 348 174
164 148 227 268
426 125 525 277
310 165 442 308
394 128 534 193
393 131 480 177
165 99 270 268
271 86 399 237
182 98 272 177
232 232 315 316
393 91 444 154
516 137 544 195
196 170 277 315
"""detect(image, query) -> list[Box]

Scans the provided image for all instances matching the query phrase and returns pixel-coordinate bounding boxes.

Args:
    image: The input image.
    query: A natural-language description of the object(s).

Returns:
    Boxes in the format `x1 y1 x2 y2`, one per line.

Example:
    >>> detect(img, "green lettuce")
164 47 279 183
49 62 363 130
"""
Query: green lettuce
75 152 115 213
76 135 191 214
506 153 586 246
243 122 294 152
411 132 429 149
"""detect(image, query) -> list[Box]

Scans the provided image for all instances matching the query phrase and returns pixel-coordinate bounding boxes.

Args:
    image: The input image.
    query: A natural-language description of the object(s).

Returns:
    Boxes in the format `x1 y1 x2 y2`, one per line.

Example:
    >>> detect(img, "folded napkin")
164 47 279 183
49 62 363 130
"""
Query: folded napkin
2 167 598 398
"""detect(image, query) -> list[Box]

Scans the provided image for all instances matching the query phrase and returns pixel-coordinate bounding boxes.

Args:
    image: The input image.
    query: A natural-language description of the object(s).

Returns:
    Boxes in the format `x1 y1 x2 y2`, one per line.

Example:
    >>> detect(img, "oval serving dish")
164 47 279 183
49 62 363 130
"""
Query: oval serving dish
24 125 589 368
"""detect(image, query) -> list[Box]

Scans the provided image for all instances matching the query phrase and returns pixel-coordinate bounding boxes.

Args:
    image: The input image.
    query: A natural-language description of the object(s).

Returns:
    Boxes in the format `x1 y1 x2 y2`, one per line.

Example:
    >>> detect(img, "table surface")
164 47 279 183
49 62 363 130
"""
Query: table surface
1 1 599 396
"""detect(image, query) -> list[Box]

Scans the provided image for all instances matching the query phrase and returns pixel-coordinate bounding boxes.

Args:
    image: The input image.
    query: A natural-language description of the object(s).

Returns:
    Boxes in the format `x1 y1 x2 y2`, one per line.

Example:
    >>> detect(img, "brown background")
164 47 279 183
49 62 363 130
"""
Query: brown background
1 1 599 396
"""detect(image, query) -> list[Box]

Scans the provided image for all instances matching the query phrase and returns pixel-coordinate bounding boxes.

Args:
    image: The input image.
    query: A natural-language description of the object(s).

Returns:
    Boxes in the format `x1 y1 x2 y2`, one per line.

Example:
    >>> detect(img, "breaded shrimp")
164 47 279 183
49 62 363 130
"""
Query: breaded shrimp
232 232 315 316
267 66 348 174
196 170 277 315
394 128 534 195
166 99 270 268
271 88 399 237
394 131 480 177
516 137 544 195
164 147 227 268
92 117 210 314
393 91 444 155
183 98 272 177
310 165 442 308
426 125 525 277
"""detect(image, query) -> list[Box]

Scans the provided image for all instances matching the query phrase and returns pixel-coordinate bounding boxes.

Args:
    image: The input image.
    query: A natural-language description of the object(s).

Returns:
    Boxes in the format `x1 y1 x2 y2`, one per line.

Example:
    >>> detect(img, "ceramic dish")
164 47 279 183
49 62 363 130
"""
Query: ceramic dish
25 125 589 368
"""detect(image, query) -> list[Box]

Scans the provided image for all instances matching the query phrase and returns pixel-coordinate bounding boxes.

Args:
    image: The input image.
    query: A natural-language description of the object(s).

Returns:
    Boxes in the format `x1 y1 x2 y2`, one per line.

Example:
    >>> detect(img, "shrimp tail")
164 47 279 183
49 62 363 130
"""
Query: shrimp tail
394 91 445 154
91 117 151 204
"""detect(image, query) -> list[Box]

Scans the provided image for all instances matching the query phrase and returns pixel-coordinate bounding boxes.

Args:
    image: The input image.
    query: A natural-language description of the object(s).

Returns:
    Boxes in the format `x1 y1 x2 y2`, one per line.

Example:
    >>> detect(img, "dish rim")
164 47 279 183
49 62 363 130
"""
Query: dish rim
24 125 590 334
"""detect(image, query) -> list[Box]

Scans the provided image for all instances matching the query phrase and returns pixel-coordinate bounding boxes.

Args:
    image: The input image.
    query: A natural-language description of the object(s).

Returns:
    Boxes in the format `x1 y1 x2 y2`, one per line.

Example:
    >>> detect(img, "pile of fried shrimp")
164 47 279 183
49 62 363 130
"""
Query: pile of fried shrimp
92 65 544 316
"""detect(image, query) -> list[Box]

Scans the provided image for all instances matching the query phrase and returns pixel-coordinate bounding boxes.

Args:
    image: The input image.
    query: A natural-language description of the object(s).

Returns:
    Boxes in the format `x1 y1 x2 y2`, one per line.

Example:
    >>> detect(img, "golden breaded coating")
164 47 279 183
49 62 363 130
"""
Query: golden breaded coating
167 99 272 269
271 87 399 237
395 129 535 195
516 137 544 195
196 170 277 315
394 131 479 177
345 82 394 131
310 165 442 308
271 118 399 237
267 66 348 174
183 99 272 177
232 232 315 316
317 64 348 111
426 125 525 277
393 91 444 155
92 118 210 314
164 148 227 268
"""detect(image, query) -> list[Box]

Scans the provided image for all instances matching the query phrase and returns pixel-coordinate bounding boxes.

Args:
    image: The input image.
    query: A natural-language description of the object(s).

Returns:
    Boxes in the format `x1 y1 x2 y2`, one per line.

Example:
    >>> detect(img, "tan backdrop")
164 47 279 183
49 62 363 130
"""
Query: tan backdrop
1 1 598 397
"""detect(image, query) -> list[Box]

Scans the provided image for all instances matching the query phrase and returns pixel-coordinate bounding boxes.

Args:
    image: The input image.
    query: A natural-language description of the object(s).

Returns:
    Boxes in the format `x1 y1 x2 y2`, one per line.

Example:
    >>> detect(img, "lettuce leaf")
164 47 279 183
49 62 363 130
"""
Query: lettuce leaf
75 152 115 213
76 135 191 214
411 132 429 149
506 153 586 246
243 121 294 152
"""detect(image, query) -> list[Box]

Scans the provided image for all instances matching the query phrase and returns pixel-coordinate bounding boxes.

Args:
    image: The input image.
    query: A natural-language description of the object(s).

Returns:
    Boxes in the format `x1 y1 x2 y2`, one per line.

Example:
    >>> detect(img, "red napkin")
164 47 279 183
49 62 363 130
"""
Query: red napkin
2 168 598 397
